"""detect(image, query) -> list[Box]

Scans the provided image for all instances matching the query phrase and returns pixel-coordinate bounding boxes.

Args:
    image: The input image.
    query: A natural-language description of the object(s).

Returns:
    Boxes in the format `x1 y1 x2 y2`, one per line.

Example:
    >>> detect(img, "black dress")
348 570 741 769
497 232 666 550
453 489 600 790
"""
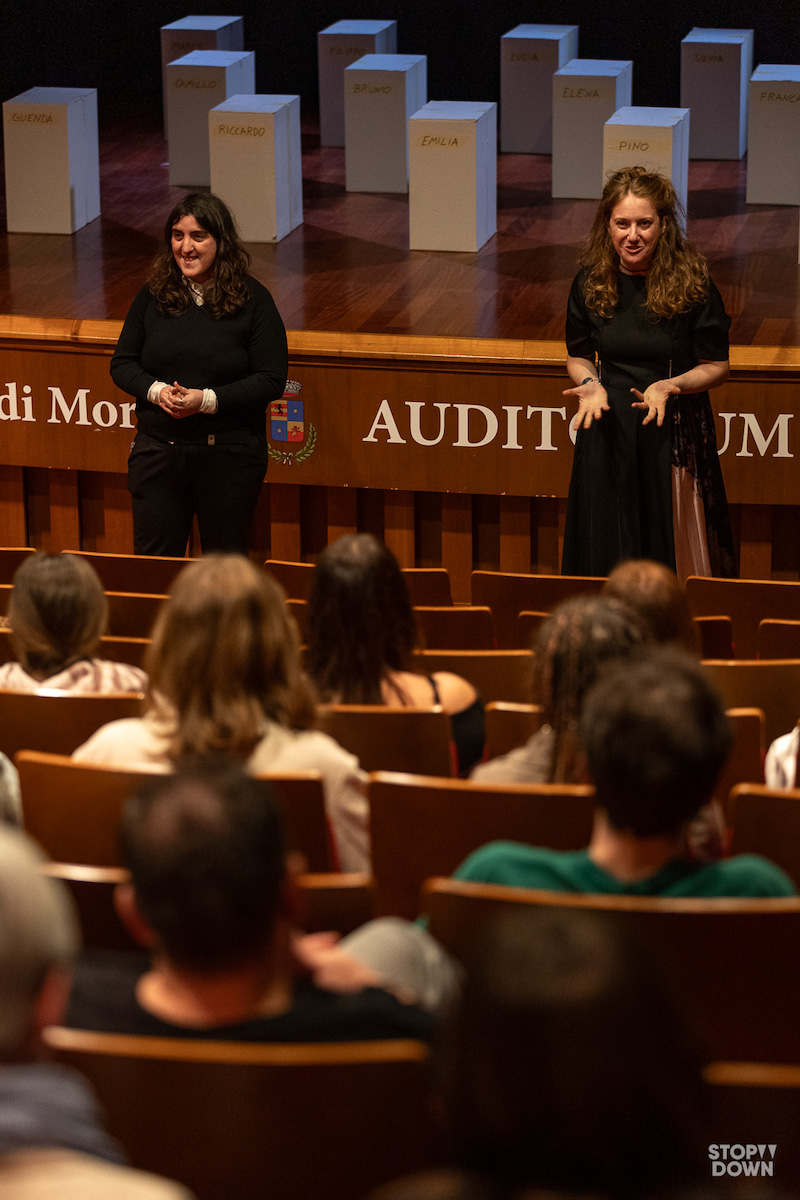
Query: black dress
562 271 737 579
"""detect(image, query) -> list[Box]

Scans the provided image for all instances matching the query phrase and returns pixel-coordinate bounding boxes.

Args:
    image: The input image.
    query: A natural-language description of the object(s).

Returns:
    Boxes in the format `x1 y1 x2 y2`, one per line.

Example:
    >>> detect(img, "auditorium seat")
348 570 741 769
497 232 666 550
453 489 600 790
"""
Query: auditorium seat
413 605 495 649
695 615 734 659
17 752 334 871
516 610 548 648
402 567 453 606
43 1028 438 1200
686 576 800 659
39 862 376 947
0 691 145 760
421 877 800 1063
706 1061 800 1190
758 619 800 660
285 597 308 642
64 550 193 595
105 591 167 639
318 705 453 777
411 648 533 704
265 558 315 600
471 571 605 648
483 701 543 760
0 546 35 583
702 660 800 747
716 708 765 821
368 771 594 919
728 783 800 888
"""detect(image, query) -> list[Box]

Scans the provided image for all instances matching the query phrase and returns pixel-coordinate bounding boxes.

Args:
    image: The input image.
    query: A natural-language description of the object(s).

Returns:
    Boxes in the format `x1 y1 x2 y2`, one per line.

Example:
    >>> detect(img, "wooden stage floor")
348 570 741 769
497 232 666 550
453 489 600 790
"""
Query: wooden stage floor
1 101 799 346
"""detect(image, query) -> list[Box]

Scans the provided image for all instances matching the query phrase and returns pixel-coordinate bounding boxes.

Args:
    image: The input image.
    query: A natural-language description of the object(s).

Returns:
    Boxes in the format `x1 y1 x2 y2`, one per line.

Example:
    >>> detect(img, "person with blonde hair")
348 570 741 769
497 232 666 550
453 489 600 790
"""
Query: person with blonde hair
73 556 369 871
0 553 146 692
562 166 736 581
603 558 699 654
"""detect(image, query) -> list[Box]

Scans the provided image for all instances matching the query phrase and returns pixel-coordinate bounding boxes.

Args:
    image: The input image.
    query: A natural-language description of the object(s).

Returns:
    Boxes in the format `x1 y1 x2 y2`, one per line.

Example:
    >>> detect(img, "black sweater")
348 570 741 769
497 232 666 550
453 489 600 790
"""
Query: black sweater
110 278 288 442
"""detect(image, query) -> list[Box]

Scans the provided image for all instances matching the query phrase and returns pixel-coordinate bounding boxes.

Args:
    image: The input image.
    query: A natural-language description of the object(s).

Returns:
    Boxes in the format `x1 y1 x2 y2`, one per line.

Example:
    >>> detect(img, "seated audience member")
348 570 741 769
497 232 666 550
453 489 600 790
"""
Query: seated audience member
456 650 795 897
66 762 452 1039
73 555 369 871
471 595 646 785
0 826 190 1198
372 906 711 1200
766 724 800 789
0 552 147 692
306 534 484 774
602 557 699 653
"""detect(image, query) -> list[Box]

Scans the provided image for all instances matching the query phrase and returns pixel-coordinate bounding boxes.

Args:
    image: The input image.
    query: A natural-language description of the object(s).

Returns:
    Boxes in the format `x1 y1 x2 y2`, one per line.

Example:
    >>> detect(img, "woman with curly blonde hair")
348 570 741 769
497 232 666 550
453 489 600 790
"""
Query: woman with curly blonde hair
561 167 736 581
111 192 287 558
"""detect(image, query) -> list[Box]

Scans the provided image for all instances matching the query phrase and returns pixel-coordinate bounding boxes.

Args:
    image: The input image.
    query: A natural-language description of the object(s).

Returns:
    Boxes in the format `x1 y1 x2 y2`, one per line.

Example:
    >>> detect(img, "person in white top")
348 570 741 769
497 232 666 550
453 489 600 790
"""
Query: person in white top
0 552 147 694
73 555 369 872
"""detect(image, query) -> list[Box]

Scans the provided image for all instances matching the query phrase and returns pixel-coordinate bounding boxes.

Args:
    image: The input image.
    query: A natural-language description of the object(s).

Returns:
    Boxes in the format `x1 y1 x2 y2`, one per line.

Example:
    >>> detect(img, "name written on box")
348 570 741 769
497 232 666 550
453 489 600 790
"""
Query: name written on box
328 46 369 56
351 84 393 94
694 53 725 62
214 124 266 137
561 87 602 99
759 91 800 103
509 52 540 62
9 111 60 124
417 135 460 147
174 78 218 89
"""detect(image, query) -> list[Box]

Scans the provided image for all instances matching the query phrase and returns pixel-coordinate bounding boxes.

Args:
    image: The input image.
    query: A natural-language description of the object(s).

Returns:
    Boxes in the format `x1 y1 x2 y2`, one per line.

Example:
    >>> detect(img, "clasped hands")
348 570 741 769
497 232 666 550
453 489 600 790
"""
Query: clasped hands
157 381 204 419
564 378 680 431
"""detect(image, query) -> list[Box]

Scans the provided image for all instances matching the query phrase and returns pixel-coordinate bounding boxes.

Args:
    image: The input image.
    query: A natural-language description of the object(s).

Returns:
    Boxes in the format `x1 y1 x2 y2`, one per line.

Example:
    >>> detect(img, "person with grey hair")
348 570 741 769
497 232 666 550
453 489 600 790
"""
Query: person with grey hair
0 827 191 1198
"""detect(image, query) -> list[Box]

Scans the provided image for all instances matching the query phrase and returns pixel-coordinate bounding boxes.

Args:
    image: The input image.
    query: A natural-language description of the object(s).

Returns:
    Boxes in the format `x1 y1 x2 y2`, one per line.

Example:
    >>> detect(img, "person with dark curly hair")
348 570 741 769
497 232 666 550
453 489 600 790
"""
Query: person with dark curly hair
111 192 287 556
561 167 736 581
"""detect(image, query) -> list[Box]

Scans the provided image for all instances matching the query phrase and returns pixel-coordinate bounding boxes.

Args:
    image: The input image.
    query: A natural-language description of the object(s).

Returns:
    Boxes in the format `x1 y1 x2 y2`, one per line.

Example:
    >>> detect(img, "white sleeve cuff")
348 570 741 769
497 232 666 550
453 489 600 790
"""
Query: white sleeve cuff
147 381 169 405
200 389 218 414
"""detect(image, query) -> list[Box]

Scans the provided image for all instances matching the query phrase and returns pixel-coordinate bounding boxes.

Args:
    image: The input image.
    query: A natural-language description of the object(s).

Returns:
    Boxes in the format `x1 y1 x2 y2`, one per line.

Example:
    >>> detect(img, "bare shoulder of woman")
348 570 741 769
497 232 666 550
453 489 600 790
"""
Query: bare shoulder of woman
431 671 478 714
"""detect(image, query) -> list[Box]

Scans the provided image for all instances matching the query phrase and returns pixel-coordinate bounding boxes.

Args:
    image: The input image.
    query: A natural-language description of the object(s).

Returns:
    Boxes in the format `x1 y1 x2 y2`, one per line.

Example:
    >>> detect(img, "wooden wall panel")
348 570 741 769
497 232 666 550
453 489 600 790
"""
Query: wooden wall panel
383 491 415 567
270 484 301 562
499 497 532 574
0 467 28 547
441 494 473 604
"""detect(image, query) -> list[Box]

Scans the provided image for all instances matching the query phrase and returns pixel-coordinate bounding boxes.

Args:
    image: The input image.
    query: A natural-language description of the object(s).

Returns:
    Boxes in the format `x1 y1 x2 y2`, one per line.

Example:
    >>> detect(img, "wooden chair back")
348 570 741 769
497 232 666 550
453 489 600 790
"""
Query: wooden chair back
17 752 334 870
105 591 166 639
39 862 138 953
284 597 308 641
264 558 314 599
695 615 734 659
516 610 548 648
471 571 605 648
402 567 453 606
0 690 144 760
43 1027 438 1200
39 863 376 947
702 659 800 747
483 701 543 761
318 705 453 776
0 546 35 584
369 771 595 919
728 783 800 888
0 627 150 670
422 877 800 1063
65 550 193 595
413 605 495 650
716 708 765 821
411 648 533 703
706 1062 800 1189
759 619 800 660
687 576 800 659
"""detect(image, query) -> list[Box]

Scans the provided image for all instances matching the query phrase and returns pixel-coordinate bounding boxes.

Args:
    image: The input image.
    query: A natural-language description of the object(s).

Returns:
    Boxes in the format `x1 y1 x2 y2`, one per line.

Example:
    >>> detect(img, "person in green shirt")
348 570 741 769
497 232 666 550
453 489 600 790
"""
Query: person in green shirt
455 649 795 898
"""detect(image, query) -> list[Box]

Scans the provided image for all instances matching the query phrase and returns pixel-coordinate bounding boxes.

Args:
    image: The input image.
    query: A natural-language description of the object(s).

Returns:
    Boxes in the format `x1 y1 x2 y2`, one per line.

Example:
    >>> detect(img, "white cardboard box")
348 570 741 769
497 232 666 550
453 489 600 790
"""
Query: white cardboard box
747 65 800 205
501 24 579 154
603 107 690 221
409 101 497 252
3 87 100 234
552 60 633 199
210 97 294 242
345 54 426 193
680 28 753 159
161 16 244 132
252 95 303 231
167 50 255 187
318 20 398 146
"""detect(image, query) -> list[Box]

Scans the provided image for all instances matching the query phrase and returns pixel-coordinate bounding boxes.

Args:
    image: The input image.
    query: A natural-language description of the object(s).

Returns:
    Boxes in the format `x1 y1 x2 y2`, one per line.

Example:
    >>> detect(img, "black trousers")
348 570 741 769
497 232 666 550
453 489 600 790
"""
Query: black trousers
127 433 269 557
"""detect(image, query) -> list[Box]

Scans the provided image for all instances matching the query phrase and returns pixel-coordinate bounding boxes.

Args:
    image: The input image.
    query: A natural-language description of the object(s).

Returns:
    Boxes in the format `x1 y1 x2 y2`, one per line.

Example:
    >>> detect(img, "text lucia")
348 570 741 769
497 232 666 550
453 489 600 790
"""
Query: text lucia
708 1145 776 1177
0 384 135 429
362 399 795 458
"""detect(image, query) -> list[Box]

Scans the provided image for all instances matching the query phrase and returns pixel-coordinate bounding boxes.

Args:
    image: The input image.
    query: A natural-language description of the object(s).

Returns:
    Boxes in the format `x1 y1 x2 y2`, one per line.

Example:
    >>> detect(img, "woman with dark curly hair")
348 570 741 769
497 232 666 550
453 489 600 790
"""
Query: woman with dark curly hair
111 192 287 556
306 534 484 774
562 167 736 581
